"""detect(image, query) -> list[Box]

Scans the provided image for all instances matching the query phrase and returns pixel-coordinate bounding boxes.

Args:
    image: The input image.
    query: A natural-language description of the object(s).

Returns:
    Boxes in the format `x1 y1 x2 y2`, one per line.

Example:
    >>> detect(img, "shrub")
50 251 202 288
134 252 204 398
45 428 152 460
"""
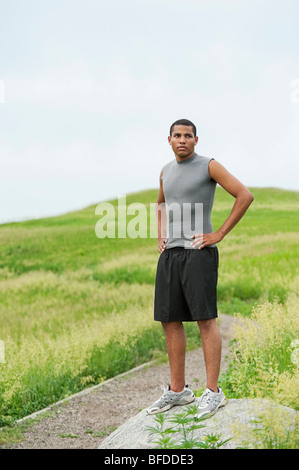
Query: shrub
220 293 299 411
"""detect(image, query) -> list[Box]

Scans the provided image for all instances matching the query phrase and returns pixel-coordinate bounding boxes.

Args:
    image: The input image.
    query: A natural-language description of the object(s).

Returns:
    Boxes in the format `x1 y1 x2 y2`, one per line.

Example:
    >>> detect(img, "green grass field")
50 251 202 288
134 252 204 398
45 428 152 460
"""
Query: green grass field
0 185 298 427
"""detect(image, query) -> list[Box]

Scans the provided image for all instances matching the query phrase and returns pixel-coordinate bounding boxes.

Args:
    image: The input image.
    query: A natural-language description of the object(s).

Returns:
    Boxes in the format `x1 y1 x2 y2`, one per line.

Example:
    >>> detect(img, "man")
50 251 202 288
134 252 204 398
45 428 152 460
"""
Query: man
147 118 254 420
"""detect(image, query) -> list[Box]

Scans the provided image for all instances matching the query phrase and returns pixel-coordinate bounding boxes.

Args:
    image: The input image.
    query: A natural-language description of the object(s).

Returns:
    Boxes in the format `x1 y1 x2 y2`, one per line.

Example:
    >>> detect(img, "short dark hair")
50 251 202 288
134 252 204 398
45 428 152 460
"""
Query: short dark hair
169 119 197 137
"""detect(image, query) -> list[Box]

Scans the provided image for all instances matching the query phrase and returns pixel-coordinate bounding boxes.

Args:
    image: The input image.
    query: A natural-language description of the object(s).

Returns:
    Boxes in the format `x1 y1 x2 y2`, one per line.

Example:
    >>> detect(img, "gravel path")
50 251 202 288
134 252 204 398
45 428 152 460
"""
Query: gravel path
5 314 236 449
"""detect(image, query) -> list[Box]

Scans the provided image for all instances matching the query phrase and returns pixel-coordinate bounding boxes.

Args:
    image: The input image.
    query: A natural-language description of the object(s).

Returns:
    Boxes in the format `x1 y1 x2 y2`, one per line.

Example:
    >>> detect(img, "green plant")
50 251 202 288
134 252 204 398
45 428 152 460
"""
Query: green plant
221 294 299 410
146 405 232 449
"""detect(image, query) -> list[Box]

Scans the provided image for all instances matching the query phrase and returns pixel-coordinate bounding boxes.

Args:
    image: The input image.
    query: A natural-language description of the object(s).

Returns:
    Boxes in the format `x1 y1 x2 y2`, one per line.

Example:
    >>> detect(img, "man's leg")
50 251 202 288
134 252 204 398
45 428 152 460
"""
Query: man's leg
162 321 186 392
197 318 221 392
146 320 195 414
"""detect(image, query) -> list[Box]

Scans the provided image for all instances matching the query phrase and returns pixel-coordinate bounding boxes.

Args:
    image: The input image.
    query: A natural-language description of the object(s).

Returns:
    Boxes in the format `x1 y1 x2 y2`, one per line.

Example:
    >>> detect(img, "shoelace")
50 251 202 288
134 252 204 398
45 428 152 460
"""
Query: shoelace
199 389 213 407
159 385 183 403
155 386 174 406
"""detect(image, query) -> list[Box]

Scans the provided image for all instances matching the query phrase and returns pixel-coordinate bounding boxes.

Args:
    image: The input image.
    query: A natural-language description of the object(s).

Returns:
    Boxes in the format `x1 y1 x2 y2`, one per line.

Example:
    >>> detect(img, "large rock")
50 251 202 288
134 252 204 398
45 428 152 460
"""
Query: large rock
98 398 297 449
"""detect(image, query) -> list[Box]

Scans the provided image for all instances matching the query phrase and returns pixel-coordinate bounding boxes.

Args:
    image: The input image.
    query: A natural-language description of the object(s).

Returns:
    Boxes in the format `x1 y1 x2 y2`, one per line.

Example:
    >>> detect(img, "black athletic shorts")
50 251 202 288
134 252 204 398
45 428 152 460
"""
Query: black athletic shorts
154 246 219 322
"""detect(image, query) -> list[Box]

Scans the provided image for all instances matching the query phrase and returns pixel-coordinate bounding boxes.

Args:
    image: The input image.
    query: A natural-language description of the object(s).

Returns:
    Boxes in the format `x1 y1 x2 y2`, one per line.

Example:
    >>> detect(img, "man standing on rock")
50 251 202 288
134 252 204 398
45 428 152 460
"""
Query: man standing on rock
147 118 254 419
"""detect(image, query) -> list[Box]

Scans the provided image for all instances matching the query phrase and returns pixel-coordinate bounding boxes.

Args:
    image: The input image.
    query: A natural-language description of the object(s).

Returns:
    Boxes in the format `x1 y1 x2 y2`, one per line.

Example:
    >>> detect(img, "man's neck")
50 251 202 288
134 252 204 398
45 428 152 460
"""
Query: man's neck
175 152 195 163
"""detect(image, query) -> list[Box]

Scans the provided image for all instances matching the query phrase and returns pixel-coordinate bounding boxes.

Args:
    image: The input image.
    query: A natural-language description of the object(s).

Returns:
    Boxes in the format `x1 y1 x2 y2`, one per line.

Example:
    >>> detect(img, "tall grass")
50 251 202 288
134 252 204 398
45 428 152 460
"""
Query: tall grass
220 293 299 409
219 292 299 448
0 186 298 425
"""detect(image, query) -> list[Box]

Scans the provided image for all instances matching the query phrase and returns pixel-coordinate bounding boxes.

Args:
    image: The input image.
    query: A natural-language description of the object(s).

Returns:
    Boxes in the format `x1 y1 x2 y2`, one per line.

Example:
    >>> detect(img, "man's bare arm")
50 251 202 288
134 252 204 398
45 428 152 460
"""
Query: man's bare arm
192 159 254 249
156 170 167 253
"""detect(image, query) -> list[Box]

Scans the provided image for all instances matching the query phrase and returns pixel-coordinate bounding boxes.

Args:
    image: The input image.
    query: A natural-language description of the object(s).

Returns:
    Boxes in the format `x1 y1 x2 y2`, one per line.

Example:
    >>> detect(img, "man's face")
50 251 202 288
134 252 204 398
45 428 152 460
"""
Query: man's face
168 125 198 159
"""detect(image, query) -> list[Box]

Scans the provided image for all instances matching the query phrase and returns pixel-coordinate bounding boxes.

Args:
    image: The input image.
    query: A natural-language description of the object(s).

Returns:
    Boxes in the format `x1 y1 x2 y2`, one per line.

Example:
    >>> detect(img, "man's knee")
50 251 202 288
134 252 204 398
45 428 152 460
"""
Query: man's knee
161 321 184 331
197 318 218 332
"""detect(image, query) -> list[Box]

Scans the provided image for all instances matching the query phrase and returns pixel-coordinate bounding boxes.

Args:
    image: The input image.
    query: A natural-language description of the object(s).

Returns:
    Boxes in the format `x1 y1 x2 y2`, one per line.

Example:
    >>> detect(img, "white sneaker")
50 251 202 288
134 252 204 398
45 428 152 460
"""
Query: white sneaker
146 384 195 415
195 387 228 420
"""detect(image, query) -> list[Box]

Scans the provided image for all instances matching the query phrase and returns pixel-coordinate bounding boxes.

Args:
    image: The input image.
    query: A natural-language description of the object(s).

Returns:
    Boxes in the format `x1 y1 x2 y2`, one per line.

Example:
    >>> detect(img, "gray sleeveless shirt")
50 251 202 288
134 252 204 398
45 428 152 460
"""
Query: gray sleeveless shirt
161 153 217 249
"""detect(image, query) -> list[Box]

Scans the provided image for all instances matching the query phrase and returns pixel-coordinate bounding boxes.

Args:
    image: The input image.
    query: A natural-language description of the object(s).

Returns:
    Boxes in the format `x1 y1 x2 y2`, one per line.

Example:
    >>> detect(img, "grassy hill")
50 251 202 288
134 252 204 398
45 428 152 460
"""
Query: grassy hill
0 186 298 425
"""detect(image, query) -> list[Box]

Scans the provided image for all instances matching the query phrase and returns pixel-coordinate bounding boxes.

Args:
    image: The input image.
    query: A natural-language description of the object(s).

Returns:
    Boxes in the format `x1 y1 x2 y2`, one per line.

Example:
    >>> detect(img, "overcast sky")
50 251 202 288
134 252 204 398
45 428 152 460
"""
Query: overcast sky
0 0 298 224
